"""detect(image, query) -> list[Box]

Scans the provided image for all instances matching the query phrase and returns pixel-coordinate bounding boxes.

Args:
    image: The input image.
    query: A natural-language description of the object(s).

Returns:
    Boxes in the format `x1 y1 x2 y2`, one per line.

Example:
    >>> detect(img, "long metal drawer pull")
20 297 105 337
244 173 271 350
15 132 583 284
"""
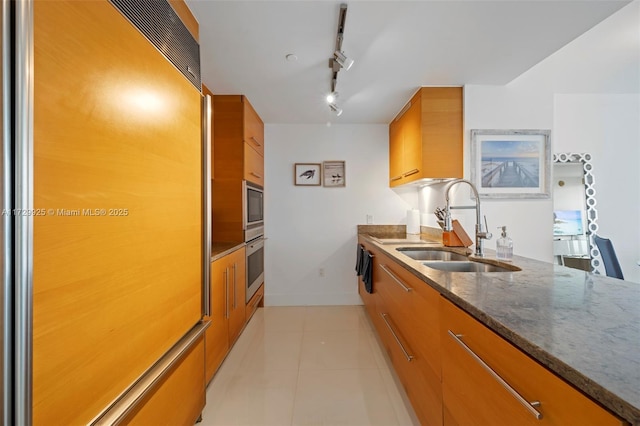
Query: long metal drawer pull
90 322 209 425
250 171 263 179
390 175 403 182
379 264 412 292
224 269 229 319
380 313 414 362
250 136 262 147
403 168 419 177
232 263 237 309
447 330 543 420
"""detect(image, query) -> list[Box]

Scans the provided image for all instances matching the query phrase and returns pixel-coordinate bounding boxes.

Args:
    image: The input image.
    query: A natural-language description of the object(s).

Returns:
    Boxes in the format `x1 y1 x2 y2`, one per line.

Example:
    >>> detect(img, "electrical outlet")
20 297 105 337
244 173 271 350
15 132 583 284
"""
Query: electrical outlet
366 214 374 224
319 268 325 277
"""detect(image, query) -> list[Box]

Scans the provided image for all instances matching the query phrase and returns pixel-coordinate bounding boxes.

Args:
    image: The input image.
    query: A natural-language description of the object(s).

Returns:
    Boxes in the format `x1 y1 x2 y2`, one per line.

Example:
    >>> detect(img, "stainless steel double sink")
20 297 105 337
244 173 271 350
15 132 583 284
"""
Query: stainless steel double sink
396 248 520 273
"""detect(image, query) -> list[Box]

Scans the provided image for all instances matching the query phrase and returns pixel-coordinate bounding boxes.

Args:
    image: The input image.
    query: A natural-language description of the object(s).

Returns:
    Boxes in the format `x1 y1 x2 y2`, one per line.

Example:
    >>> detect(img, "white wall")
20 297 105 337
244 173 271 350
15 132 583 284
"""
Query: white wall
554 94 640 282
263 1 640 305
431 1 640 281
263 124 415 306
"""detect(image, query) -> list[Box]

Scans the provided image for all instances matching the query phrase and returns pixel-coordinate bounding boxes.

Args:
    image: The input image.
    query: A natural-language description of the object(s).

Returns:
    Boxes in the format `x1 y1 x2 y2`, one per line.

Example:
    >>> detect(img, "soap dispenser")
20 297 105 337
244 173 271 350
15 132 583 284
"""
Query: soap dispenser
496 226 513 261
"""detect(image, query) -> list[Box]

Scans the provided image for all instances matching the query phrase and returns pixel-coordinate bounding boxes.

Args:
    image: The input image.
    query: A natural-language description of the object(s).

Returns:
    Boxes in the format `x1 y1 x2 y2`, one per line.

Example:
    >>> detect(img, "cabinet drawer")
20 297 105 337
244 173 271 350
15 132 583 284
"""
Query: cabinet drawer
440 298 624 426
375 303 442 426
375 256 441 380
244 143 264 186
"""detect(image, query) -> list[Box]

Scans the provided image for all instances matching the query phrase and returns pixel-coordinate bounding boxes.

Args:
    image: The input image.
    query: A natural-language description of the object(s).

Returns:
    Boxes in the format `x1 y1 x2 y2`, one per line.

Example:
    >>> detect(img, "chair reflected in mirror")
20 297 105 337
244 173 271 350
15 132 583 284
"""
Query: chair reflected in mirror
593 234 624 279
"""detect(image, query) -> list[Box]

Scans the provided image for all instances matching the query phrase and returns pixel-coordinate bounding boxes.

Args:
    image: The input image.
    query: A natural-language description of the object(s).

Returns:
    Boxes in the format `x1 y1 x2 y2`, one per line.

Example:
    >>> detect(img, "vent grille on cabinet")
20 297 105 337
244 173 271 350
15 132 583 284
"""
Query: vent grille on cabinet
109 0 201 90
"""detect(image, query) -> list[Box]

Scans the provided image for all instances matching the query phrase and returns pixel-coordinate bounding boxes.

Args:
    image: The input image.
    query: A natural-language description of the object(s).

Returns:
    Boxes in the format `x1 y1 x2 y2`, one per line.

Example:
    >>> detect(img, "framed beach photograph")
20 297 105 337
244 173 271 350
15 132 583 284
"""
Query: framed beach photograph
323 161 346 187
470 129 551 199
294 163 322 186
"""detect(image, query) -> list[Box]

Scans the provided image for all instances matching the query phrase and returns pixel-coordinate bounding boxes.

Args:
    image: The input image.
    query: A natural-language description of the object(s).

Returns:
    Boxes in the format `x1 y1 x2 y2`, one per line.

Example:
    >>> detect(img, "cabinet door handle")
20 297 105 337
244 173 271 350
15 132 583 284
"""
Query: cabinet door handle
390 175 403 182
379 264 412 292
447 330 543 420
403 169 419 177
380 313 413 362
250 171 263 179
224 268 229 319
232 263 237 309
250 136 262 147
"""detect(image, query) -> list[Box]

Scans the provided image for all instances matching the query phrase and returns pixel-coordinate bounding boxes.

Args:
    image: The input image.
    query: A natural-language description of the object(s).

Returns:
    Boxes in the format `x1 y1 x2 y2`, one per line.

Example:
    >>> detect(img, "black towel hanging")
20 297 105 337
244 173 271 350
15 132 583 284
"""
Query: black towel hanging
356 244 365 276
363 251 374 294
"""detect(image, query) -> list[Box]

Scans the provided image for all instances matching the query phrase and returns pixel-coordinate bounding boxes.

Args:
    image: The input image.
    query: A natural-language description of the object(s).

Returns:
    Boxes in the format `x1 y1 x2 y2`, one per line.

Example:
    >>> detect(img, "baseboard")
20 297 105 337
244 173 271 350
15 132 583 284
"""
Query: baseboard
264 292 364 306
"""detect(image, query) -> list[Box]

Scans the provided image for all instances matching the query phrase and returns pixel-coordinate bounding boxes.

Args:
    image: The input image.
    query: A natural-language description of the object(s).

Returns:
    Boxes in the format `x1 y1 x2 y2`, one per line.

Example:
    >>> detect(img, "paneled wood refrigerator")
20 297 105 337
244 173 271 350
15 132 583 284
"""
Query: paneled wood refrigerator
7 0 210 424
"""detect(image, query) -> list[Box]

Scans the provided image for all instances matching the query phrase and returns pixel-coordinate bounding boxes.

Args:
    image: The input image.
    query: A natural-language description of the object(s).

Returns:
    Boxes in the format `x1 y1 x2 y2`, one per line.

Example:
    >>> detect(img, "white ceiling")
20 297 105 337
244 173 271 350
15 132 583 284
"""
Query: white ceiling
187 0 630 124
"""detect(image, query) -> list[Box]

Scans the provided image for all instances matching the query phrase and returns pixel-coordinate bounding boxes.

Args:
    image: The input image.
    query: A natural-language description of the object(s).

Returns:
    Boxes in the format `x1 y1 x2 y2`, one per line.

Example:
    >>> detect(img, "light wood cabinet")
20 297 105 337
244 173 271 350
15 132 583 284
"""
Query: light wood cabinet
204 258 230 383
440 298 625 426
358 239 626 425
205 247 246 383
244 142 265 187
357 237 442 426
389 87 463 187
244 100 265 157
227 248 247 345
212 95 265 242
213 95 264 186
373 253 443 426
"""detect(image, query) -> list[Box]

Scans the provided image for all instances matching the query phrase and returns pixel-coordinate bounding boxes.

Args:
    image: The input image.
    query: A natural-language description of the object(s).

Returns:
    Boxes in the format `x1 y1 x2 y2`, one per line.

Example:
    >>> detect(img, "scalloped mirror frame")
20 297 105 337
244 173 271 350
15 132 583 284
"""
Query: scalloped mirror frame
553 152 601 274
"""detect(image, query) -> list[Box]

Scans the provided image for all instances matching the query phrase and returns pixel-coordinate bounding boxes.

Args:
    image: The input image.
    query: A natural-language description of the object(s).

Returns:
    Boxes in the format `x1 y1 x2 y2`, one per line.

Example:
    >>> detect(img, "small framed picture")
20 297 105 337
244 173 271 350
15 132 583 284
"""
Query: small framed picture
470 129 551 199
294 163 321 186
323 161 346 187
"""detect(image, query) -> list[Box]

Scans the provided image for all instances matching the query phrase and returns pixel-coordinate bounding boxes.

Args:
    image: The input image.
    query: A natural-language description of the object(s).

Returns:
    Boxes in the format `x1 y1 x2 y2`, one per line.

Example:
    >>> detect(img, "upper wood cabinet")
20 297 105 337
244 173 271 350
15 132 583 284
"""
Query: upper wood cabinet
389 87 463 187
244 100 265 157
213 95 265 187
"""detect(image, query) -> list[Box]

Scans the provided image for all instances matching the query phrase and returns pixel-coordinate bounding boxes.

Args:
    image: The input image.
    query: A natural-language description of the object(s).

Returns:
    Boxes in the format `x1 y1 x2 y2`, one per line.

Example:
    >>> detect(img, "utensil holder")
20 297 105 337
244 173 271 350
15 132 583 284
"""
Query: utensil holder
443 220 473 247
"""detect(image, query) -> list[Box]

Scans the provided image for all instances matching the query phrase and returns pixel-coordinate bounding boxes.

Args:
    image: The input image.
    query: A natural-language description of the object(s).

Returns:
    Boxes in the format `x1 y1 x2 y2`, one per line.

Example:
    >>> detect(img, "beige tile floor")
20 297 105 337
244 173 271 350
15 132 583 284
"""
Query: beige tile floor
199 305 420 426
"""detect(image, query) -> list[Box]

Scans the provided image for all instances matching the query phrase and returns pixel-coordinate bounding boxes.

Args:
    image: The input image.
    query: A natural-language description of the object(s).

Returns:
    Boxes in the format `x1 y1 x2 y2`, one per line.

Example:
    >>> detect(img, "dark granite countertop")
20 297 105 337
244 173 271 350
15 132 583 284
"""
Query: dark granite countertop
211 241 245 262
358 229 640 424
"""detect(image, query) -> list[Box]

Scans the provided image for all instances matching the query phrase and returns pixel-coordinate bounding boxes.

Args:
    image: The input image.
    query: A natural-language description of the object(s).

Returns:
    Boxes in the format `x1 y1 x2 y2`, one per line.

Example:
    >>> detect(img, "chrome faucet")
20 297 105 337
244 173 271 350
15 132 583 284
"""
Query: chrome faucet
444 179 492 257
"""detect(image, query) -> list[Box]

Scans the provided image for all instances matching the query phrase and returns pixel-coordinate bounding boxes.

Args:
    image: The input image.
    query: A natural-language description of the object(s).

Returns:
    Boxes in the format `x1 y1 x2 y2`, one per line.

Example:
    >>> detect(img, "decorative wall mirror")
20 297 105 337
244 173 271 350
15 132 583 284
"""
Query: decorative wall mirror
552 153 601 273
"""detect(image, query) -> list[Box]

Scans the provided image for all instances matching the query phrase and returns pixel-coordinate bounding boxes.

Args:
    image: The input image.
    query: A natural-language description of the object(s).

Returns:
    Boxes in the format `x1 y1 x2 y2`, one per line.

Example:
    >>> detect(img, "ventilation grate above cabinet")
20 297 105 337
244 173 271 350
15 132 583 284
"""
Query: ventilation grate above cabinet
109 0 201 90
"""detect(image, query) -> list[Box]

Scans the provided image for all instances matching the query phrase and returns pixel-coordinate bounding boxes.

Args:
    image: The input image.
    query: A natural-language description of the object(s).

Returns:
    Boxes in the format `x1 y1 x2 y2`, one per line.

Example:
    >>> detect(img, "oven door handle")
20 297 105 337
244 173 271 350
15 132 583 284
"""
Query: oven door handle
246 237 264 255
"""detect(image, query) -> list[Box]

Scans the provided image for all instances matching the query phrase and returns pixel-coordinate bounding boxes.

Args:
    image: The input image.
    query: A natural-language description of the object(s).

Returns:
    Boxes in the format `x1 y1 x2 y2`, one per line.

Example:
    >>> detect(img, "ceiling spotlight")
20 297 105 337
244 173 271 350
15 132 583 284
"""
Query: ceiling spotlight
333 51 354 71
329 103 343 116
326 91 339 104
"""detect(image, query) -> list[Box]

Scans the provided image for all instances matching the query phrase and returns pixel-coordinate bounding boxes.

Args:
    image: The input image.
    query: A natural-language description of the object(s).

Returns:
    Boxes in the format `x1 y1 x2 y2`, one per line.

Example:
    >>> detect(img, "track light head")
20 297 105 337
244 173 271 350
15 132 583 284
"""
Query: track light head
333 51 354 71
329 103 343 116
326 91 339 104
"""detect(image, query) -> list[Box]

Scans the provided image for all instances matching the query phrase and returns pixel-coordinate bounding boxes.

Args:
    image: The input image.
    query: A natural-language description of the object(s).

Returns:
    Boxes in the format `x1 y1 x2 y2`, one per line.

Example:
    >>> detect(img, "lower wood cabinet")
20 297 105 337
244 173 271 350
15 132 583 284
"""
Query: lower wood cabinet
205 247 246 383
227 248 247 345
357 237 442 426
440 298 624 426
375 260 442 426
358 237 626 426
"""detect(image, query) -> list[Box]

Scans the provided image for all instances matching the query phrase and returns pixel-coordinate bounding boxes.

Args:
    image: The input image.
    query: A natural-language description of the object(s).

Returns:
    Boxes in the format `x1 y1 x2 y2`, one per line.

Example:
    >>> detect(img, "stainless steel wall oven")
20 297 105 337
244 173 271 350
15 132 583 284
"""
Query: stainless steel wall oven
245 237 264 302
243 180 263 241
